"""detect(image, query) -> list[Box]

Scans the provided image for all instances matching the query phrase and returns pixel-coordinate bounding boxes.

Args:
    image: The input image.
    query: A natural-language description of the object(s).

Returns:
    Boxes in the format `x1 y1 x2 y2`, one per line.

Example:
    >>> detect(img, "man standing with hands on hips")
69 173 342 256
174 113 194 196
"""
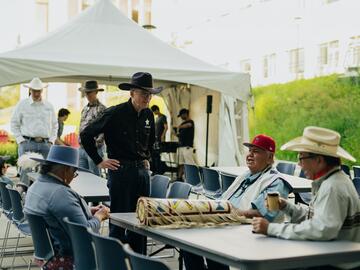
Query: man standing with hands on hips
81 72 161 254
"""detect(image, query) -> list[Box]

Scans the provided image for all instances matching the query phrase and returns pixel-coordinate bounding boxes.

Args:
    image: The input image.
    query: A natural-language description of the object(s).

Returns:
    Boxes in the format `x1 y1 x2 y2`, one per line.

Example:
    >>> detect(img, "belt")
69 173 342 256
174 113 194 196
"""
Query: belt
119 160 146 168
23 136 49 143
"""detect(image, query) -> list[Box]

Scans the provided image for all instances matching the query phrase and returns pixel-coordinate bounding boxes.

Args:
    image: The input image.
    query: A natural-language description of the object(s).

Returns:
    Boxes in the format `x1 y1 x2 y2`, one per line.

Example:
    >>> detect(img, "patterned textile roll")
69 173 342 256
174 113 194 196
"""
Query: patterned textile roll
136 197 247 228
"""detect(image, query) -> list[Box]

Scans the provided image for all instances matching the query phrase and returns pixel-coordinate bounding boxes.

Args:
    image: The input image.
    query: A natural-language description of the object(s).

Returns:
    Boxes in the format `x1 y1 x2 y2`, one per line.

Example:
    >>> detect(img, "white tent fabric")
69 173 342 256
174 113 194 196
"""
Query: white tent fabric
0 0 251 166
0 0 250 101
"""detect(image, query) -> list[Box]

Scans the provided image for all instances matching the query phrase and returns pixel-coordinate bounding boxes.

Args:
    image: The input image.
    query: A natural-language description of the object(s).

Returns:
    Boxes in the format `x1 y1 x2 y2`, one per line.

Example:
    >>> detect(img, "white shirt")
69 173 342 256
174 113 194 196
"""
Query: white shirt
11 97 58 144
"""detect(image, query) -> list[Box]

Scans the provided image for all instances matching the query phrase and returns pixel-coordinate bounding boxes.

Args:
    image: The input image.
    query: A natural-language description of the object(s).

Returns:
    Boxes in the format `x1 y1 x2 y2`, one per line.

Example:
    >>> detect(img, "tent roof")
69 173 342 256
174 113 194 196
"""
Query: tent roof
0 0 250 101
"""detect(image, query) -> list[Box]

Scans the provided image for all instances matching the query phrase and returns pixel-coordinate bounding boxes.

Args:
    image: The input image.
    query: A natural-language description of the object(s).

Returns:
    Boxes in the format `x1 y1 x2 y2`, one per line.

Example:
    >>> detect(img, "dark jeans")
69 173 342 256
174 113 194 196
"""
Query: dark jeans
182 251 229 270
18 140 51 186
107 165 150 254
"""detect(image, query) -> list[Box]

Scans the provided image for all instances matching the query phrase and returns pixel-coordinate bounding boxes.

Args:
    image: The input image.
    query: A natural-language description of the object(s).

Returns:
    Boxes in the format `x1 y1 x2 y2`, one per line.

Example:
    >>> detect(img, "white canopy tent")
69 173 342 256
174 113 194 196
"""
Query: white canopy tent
0 0 251 166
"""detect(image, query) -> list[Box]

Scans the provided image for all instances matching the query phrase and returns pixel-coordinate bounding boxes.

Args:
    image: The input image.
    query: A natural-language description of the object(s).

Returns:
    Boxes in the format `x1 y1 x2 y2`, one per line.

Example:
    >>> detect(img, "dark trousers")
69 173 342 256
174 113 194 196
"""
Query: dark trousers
108 166 150 254
182 251 229 270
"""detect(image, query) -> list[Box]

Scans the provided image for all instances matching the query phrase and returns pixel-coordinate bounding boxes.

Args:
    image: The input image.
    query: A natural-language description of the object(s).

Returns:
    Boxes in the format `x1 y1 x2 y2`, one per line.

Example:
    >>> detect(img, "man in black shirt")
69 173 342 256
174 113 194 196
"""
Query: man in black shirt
150 105 168 174
151 105 168 143
175 108 196 181
80 72 161 253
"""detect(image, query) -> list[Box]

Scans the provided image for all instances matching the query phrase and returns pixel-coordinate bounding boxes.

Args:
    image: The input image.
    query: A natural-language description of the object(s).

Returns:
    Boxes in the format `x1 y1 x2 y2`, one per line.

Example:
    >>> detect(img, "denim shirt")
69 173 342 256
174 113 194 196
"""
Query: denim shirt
24 174 100 256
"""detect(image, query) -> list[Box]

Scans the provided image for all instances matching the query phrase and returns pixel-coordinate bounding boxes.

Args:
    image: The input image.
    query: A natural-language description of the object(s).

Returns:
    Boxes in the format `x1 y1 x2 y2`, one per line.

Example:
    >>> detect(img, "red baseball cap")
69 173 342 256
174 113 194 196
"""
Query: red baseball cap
243 134 276 153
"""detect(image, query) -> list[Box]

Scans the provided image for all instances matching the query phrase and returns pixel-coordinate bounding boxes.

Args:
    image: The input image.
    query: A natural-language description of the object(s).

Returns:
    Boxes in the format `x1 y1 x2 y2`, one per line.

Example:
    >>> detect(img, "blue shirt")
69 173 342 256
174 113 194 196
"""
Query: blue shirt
229 168 291 222
24 174 100 256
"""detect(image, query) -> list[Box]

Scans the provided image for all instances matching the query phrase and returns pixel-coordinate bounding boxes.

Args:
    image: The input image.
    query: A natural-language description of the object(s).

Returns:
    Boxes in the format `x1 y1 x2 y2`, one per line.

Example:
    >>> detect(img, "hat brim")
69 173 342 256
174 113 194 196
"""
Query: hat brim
31 157 92 173
24 84 48 90
243 142 269 152
118 83 163 94
78 87 104 92
280 136 356 162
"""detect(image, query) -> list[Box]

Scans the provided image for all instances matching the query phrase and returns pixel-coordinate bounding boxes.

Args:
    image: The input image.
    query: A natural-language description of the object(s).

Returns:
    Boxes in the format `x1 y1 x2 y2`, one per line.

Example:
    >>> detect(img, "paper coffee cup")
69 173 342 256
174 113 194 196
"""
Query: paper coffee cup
267 192 280 211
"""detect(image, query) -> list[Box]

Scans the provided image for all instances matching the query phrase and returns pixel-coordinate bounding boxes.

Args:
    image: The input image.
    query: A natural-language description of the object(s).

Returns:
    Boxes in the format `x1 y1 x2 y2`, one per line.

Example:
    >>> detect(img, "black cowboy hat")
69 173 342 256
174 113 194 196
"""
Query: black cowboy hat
78 80 104 92
118 72 162 94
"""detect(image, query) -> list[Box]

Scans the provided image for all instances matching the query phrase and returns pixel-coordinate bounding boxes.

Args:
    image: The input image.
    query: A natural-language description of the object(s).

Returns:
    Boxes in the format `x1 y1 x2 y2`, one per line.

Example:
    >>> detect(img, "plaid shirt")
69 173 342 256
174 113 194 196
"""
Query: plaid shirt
79 99 106 145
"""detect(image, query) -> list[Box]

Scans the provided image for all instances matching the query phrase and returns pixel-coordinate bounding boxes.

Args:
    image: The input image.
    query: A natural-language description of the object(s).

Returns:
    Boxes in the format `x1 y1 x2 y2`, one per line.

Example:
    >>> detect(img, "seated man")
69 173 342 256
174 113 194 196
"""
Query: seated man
184 134 293 270
252 126 360 270
24 145 110 270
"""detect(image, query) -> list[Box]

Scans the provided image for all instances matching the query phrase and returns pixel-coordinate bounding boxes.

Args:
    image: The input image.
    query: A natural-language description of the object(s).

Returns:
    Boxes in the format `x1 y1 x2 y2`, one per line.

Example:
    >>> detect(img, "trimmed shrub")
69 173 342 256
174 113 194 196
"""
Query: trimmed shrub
249 75 360 165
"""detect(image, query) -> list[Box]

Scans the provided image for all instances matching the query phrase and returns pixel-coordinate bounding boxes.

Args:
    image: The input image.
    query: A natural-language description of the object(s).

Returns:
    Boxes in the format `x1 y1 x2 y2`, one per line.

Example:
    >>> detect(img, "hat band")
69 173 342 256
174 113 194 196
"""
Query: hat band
300 137 338 155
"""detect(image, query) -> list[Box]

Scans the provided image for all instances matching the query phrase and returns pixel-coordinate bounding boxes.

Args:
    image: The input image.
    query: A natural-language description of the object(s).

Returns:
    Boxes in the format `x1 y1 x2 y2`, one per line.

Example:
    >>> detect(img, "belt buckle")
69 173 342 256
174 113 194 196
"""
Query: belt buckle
34 137 43 143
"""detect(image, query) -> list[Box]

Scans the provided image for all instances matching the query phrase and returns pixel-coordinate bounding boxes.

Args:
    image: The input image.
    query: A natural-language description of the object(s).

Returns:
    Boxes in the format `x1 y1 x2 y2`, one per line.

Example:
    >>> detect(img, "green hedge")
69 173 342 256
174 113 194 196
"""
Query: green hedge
0 141 18 165
249 75 360 165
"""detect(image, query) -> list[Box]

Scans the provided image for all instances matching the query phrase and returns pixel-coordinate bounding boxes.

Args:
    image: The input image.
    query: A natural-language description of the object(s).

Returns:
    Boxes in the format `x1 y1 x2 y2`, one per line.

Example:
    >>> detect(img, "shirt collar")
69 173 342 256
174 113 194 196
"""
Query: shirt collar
312 166 340 191
127 98 145 117
246 165 273 182
87 99 100 107
29 97 44 104
47 172 69 187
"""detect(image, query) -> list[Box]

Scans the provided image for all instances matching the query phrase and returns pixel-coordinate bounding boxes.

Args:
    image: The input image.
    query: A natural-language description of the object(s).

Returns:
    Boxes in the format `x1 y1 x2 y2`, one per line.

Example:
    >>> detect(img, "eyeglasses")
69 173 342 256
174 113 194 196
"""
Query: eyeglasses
298 154 318 162
135 90 152 98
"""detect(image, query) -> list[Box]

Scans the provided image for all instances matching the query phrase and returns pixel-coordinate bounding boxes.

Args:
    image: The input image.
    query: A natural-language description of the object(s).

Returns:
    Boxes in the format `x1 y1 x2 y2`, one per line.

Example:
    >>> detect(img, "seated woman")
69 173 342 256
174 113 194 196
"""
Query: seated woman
0 156 14 186
24 145 110 270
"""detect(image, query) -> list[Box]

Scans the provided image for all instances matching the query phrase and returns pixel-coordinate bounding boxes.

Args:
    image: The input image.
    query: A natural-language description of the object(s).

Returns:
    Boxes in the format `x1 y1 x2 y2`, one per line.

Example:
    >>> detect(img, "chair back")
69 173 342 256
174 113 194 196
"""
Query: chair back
352 177 360 196
184 164 202 186
88 229 127 270
201 167 221 194
123 244 170 270
353 166 360 178
150 175 170 198
220 173 236 193
63 217 96 270
7 187 24 223
341 164 351 177
0 182 12 212
299 169 306 178
167 182 191 199
25 213 54 261
276 162 296 175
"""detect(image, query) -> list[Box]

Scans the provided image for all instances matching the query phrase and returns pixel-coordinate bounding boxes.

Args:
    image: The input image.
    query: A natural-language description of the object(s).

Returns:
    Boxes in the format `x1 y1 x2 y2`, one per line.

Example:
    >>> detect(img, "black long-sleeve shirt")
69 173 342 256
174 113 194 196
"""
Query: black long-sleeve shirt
80 99 155 165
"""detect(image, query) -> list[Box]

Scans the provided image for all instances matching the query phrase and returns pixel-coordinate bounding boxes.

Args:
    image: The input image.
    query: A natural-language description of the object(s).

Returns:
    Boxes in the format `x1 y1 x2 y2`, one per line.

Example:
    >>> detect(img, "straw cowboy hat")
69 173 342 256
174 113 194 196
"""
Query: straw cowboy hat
31 145 90 172
78 80 104 92
118 72 163 94
280 126 356 162
24 77 48 90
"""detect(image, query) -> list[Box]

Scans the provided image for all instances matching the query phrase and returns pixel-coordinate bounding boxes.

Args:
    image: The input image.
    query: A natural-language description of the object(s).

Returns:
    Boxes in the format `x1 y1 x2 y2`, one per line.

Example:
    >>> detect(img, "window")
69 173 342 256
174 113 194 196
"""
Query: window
35 0 48 33
143 0 152 26
131 0 139 23
289 48 304 75
318 40 339 74
263 53 276 78
324 0 339 4
240 59 251 74
347 36 360 68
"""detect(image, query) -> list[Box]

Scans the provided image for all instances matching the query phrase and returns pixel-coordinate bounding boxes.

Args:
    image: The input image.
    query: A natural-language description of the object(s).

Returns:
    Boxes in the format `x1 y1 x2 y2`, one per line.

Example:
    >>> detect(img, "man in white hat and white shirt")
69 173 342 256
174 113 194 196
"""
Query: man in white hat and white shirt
252 126 360 270
11 77 58 185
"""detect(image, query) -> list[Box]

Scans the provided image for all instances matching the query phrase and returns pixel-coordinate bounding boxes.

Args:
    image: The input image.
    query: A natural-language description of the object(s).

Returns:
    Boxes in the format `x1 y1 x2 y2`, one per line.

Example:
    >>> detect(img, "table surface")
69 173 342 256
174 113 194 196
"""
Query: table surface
28 171 109 203
111 212 360 270
212 166 312 193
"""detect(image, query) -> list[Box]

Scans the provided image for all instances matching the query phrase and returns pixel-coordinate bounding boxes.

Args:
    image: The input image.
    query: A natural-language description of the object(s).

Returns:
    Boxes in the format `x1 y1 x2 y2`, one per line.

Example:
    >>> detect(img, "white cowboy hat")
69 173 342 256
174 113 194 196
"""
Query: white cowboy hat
24 77 48 90
280 126 356 162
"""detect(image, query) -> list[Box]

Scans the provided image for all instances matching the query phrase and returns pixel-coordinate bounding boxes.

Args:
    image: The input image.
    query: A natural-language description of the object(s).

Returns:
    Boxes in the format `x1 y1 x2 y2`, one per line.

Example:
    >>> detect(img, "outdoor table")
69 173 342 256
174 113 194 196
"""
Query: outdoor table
28 171 109 203
111 212 360 270
212 166 312 193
